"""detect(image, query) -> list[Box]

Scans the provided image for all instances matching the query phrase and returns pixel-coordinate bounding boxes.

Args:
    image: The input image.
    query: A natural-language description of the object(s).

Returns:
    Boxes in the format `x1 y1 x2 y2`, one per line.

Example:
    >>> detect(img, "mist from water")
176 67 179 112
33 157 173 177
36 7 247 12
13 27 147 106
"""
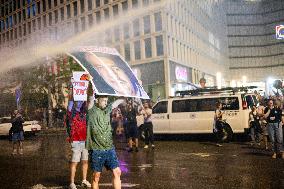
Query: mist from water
0 0 169 74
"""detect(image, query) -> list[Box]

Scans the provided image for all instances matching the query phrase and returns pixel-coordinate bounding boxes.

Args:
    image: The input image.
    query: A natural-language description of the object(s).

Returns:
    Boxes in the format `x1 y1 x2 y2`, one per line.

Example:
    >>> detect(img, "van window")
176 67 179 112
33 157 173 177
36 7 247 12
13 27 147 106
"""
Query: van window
172 97 239 113
245 95 256 108
219 97 239 110
153 101 168 114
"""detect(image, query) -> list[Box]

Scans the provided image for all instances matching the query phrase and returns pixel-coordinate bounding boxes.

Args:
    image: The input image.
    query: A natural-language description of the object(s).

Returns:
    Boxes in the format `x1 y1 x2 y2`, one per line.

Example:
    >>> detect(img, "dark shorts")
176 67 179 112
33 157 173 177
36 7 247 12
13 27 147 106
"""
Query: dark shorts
89 148 119 172
12 131 24 142
127 122 138 138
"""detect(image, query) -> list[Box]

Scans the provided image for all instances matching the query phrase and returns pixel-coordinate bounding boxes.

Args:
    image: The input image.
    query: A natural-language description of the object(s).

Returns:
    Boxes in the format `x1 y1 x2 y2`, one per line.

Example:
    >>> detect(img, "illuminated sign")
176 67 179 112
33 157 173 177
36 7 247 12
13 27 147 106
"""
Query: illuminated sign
175 66 188 82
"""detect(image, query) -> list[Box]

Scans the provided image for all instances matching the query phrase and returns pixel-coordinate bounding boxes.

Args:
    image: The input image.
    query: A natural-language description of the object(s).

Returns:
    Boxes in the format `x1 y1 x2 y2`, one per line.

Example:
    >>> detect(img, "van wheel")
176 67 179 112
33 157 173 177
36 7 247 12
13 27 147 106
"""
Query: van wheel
221 124 233 142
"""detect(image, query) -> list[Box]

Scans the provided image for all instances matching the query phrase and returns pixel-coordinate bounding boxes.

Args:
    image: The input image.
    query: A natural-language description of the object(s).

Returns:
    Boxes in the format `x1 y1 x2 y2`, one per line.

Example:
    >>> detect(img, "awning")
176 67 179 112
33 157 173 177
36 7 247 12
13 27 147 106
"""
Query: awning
68 46 149 99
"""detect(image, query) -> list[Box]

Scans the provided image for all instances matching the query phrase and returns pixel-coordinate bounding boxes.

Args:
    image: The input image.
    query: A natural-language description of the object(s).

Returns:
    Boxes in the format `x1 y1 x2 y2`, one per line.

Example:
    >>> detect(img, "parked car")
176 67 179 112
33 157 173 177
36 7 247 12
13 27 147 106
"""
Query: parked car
0 117 41 136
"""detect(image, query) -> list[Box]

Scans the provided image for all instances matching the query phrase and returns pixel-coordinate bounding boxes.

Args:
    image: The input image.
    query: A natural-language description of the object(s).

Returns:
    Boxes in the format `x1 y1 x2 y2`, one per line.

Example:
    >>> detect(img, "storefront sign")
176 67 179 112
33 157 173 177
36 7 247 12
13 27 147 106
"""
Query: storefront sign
175 66 188 82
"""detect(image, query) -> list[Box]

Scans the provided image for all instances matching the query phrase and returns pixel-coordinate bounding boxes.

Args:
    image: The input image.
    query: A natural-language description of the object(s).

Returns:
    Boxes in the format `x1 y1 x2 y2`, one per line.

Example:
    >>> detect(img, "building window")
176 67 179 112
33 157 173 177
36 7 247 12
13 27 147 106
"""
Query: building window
122 1 128 11
37 17 41 30
154 12 162 32
23 24 26 36
123 24 129 39
104 0 109 4
48 0 52 9
132 0 138 8
81 17 86 31
96 11 101 23
88 0 93 11
104 8 109 20
28 22 32 34
88 14 93 26
74 19 78 33
37 1 41 14
43 15 47 27
48 12 52 26
73 1 78 17
43 0 46 12
54 0 58 7
144 38 152 58
134 40 141 60
67 4 71 18
55 10 58 23
113 4 118 16
96 0 101 8
60 0 64 3
133 19 139 37
143 15 150 34
32 19 36 32
18 11 22 23
156 35 163 56
60 7 64 21
23 9 26 21
124 43 130 61
80 0 85 13
143 0 149 6
14 28 17 39
18 26 22 37
114 26 120 42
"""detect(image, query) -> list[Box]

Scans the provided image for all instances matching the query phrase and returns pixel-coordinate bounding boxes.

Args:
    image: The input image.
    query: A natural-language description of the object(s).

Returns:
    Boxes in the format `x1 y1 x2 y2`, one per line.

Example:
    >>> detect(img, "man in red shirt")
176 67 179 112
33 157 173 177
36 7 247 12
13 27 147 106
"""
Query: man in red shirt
66 98 91 189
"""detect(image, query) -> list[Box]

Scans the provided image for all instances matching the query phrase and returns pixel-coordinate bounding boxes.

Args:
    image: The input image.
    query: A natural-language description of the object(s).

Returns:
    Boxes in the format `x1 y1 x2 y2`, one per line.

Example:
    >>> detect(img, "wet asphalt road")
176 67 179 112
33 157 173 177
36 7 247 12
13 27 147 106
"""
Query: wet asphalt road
0 131 284 189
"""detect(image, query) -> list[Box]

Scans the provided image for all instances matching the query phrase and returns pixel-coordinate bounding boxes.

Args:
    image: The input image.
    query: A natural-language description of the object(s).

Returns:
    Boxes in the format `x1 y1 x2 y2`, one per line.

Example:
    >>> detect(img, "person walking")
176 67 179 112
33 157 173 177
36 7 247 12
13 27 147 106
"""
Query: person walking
213 102 225 147
125 103 139 152
11 110 24 155
264 99 284 159
66 97 91 189
86 91 124 189
249 106 262 145
142 102 155 149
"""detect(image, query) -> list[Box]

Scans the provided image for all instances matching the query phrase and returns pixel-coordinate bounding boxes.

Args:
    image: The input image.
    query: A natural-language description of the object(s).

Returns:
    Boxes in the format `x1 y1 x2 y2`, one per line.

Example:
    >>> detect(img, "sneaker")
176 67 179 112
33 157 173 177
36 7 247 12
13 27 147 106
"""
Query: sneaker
81 180 91 188
144 145 149 149
272 153 277 159
135 147 139 152
216 143 223 147
19 149 23 155
69 183 77 189
12 149 17 155
151 144 155 149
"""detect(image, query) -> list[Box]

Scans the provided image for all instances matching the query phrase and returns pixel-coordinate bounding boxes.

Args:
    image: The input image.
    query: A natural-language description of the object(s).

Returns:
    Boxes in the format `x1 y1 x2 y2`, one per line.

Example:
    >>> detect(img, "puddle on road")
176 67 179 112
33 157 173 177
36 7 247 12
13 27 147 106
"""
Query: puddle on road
180 152 238 158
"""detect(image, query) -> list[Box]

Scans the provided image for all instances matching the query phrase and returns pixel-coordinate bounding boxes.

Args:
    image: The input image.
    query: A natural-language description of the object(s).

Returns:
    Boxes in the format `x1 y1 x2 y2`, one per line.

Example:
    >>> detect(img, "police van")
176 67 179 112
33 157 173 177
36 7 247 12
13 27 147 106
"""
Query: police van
151 87 259 141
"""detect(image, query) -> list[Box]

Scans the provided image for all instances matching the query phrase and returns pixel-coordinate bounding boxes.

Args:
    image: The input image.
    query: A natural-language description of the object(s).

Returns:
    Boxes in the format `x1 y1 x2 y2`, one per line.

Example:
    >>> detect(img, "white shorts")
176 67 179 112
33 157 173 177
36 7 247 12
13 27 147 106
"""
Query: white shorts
71 141 88 163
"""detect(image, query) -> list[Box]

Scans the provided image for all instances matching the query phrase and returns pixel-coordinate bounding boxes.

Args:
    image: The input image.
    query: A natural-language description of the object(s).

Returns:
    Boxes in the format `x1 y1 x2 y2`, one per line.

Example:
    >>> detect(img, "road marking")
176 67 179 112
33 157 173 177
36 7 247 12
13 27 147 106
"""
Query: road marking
180 152 224 158
32 183 140 188
100 183 140 187
138 164 153 168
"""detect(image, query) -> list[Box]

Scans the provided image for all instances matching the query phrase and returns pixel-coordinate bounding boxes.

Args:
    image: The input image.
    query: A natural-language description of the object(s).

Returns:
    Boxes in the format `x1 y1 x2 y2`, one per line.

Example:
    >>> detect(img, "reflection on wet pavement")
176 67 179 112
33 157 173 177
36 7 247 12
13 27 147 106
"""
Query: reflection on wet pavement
0 132 284 189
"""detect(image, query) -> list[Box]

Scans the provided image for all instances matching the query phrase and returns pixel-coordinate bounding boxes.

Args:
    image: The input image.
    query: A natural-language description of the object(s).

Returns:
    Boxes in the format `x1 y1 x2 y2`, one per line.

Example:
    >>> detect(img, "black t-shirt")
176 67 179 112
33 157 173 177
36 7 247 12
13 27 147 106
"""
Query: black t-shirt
126 108 137 123
11 116 24 133
264 107 282 123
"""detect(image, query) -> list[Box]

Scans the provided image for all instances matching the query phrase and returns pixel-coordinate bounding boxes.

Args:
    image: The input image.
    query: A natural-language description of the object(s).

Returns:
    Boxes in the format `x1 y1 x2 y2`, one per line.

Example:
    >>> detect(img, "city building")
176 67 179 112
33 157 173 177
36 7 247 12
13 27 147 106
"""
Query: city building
225 0 284 92
0 0 282 100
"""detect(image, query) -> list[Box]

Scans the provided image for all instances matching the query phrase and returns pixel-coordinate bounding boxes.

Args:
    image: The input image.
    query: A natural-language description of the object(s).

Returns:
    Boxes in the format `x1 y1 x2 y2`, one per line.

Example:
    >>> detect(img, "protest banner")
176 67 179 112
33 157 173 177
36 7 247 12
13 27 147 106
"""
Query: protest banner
68 46 149 99
72 71 89 101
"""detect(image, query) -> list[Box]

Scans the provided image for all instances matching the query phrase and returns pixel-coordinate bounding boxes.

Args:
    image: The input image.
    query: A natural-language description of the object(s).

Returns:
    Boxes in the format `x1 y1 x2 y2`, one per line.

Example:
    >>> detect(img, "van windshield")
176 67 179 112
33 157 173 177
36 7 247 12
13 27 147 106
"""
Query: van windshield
172 97 239 113
153 101 168 114
245 95 258 108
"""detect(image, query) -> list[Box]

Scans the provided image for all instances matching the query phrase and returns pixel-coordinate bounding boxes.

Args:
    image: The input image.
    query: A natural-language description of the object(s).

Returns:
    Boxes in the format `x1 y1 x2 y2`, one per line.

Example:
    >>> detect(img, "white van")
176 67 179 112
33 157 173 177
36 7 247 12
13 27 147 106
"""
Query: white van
151 92 258 141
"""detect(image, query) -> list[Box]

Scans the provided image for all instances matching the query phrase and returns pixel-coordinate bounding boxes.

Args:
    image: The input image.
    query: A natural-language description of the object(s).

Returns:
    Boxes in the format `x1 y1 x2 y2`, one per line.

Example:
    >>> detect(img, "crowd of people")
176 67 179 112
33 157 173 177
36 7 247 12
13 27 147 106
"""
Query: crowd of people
213 94 284 159
248 97 284 159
